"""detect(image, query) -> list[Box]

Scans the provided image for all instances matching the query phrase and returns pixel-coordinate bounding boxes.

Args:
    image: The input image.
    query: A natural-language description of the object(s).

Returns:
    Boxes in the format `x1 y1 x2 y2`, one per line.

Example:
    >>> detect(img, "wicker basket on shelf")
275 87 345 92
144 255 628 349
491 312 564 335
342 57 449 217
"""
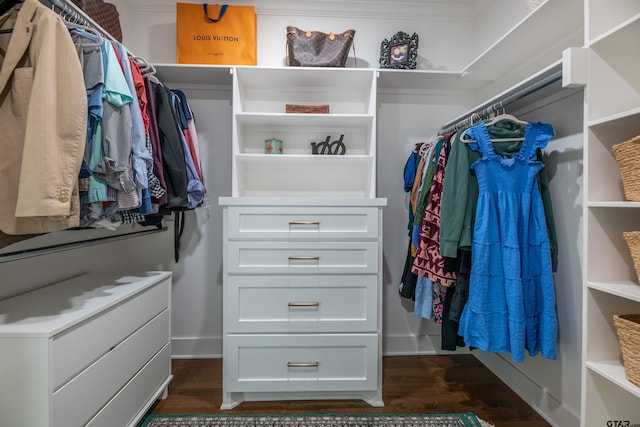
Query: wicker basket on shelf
613 314 640 388
623 231 640 284
613 135 640 201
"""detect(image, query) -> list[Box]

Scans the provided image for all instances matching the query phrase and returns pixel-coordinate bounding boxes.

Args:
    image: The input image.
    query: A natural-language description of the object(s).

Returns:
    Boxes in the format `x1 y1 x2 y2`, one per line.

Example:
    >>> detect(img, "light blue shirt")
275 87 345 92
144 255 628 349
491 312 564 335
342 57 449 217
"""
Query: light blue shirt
112 41 152 191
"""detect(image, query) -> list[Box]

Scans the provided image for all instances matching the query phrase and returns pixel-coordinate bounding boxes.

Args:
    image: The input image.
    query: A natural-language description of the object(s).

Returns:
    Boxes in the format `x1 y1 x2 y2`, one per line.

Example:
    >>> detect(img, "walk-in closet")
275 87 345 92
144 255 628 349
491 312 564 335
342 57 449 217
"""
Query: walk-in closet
1 0 639 426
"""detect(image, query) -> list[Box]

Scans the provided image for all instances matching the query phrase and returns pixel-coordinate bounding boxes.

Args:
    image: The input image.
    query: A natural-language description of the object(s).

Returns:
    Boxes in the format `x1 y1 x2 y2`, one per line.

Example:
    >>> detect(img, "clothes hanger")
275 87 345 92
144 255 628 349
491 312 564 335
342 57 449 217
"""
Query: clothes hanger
58 4 103 48
484 102 528 127
460 103 527 143
418 141 431 156
66 21 104 48
133 56 156 77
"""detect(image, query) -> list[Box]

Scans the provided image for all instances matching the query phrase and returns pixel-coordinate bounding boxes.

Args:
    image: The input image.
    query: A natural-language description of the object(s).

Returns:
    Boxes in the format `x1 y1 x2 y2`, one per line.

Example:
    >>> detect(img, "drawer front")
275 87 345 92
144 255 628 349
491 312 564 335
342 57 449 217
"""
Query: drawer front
86 343 171 427
227 241 379 274
225 334 378 393
226 206 380 240
53 309 170 427
225 275 377 333
52 277 170 389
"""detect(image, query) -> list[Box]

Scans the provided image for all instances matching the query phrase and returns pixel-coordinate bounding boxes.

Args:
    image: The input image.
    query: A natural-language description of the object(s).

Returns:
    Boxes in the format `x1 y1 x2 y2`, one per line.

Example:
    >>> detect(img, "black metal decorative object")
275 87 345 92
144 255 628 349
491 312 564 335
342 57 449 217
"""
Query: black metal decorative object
311 135 346 155
379 31 419 70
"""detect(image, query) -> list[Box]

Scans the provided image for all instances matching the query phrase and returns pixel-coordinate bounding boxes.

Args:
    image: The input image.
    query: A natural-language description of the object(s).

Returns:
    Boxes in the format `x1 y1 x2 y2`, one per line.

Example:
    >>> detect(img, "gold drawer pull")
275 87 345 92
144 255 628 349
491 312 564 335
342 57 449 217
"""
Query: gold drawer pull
288 302 320 307
287 362 319 368
288 256 320 261
289 221 320 225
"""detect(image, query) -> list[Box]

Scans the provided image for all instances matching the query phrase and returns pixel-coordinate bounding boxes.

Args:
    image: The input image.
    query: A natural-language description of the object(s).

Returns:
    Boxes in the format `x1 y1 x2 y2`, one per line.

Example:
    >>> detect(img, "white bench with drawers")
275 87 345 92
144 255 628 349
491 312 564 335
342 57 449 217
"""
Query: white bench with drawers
0 271 172 427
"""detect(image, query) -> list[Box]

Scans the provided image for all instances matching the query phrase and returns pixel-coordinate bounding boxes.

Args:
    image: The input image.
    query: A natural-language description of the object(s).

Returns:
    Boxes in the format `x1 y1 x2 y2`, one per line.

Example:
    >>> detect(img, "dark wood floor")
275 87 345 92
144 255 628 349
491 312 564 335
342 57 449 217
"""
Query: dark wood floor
147 355 551 427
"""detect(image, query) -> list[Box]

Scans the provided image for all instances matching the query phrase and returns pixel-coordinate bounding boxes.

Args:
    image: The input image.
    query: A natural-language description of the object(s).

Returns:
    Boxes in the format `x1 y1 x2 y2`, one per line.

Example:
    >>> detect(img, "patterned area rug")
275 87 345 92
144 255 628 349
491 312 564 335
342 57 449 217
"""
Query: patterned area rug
139 413 493 427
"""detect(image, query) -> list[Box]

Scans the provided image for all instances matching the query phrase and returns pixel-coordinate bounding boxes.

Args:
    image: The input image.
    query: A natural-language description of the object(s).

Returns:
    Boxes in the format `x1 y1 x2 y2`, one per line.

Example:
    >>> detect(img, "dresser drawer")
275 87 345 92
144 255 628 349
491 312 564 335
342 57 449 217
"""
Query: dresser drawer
225 334 378 392
52 277 170 390
226 275 377 333
53 309 170 427
227 241 379 274
86 343 171 427
226 206 380 240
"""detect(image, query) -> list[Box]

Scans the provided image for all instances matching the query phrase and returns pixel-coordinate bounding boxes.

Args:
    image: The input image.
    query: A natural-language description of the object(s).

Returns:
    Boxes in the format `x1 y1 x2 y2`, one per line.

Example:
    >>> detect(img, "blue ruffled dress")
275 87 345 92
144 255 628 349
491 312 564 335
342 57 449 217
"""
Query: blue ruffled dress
458 121 558 363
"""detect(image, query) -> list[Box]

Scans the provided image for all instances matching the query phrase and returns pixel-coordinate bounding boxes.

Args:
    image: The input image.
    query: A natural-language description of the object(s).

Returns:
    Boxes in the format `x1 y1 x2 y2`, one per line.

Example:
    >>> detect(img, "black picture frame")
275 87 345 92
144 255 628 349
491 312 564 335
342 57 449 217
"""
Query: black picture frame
379 31 419 70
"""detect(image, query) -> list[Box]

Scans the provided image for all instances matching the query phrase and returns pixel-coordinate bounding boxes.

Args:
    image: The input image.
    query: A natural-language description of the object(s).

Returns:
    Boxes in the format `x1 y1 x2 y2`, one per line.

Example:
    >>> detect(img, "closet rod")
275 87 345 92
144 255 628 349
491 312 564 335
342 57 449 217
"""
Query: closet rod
438 66 562 136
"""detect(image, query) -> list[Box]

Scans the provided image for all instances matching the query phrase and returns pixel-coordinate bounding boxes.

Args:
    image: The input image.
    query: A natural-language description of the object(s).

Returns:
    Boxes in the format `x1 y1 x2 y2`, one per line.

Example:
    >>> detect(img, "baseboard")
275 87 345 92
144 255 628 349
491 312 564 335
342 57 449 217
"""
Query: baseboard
473 351 579 427
171 337 222 359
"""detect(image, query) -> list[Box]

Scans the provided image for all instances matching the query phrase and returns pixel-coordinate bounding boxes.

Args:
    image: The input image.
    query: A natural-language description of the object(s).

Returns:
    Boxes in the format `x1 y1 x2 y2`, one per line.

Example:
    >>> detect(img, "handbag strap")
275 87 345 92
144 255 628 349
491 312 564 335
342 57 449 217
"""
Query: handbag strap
202 4 228 23
349 34 358 68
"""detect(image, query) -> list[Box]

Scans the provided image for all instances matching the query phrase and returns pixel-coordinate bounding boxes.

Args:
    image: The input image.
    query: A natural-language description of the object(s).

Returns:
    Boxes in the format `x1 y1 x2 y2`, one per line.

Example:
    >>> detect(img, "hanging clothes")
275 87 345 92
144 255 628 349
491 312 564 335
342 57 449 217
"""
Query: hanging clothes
150 79 191 210
411 136 456 324
411 139 441 249
169 89 205 209
411 137 456 287
0 0 205 253
0 0 87 239
457 121 558 363
439 119 558 270
144 77 168 208
399 141 434 304
112 41 152 194
172 88 204 183
440 249 470 351
94 39 135 194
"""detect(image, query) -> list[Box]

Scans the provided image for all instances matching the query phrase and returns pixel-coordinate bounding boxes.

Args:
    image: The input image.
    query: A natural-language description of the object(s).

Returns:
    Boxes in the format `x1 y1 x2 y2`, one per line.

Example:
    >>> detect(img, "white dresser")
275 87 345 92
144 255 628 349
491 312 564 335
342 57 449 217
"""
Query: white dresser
219 198 385 409
220 66 385 409
0 271 173 427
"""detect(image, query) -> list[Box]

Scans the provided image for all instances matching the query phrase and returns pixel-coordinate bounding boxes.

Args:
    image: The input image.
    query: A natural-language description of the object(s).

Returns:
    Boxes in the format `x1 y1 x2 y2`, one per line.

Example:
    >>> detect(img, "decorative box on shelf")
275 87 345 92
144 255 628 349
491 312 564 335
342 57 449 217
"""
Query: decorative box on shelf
286 104 330 114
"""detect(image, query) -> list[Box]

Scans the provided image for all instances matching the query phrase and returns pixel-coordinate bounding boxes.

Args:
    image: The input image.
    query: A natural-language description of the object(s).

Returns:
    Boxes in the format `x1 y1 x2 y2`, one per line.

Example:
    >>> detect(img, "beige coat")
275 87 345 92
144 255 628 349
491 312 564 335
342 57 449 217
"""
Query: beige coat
0 0 87 235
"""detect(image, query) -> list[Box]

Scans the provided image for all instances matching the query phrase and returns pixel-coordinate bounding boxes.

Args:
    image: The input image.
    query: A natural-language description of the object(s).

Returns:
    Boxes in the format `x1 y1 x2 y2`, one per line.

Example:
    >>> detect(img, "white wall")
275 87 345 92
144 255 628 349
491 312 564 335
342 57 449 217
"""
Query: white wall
167 91 233 357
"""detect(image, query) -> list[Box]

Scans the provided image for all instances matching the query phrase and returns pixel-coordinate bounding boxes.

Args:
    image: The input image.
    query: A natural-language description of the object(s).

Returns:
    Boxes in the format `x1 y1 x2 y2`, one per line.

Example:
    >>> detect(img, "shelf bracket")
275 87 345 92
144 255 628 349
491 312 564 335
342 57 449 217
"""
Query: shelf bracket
562 47 588 88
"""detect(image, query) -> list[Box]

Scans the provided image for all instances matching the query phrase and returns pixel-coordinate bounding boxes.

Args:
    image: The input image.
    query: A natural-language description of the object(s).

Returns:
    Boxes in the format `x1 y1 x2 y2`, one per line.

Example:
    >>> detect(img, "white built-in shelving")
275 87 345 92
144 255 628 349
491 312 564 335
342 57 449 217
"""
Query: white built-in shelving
230 66 377 198
581 2 640 425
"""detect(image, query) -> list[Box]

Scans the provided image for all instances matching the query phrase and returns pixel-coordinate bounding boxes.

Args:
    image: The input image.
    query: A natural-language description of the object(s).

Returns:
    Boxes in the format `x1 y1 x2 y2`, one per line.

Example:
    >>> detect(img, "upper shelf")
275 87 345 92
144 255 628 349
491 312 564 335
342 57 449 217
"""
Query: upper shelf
154 0 582 99
460 0 582 82
590 13 640 50
153 64 233 88
588 2 640 45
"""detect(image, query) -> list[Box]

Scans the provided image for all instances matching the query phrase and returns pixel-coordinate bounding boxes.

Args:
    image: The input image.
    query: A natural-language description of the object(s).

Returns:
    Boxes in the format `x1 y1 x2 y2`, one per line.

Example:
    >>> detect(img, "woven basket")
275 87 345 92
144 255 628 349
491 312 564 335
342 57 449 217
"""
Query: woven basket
623 231 640 284
613 135 640 201
613 314 640 388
